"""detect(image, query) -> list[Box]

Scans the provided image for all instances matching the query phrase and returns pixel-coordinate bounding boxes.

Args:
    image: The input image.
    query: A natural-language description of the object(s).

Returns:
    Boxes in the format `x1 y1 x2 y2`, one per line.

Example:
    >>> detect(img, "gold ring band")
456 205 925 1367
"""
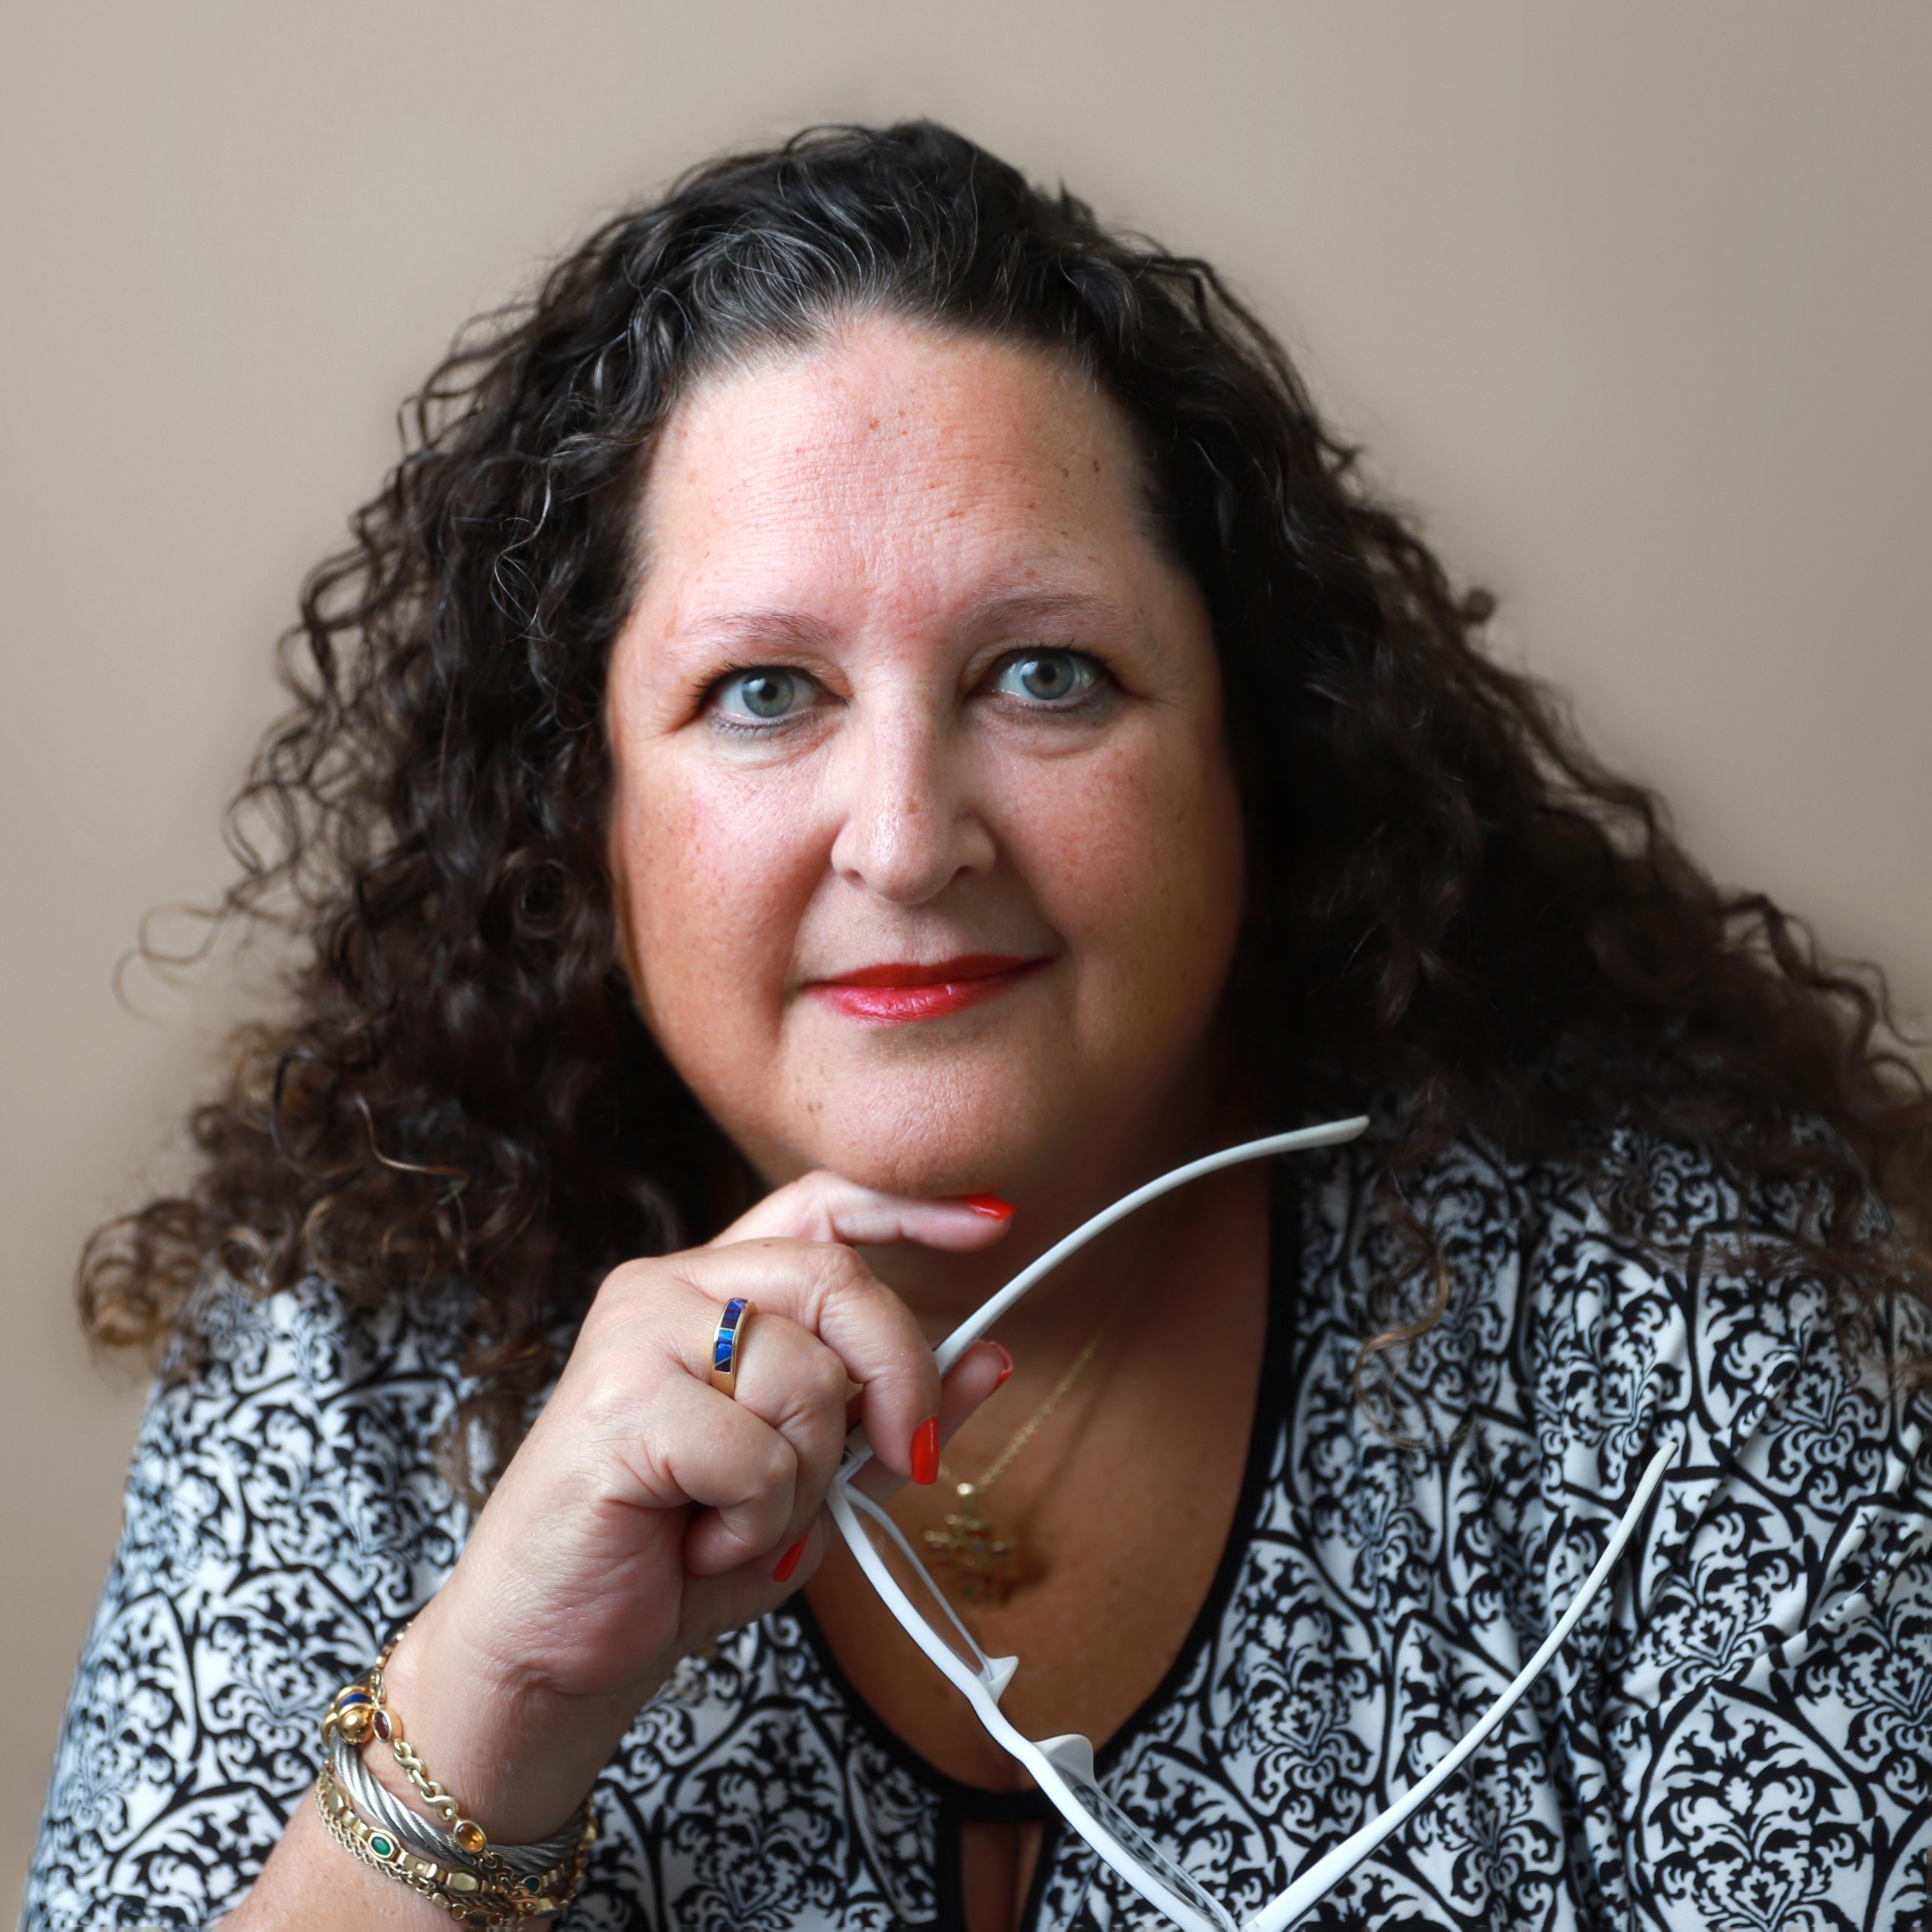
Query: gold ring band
709 1297 754 1397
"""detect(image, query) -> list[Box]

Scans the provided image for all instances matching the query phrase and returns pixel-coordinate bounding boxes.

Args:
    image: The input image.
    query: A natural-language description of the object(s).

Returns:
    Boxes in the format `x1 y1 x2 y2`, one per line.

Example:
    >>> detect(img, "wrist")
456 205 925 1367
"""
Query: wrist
368 1592 649 1846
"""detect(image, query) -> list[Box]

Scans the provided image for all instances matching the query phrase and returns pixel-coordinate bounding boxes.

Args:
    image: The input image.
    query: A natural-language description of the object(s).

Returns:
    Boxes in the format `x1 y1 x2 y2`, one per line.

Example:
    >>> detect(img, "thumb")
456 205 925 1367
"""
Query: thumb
709 1168 1016 1254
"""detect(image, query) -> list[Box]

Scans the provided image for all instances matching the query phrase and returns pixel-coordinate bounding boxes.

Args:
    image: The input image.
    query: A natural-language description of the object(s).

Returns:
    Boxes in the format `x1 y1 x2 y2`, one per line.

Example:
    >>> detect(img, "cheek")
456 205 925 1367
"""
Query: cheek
1014 731 1245 1022
612 761 818 1045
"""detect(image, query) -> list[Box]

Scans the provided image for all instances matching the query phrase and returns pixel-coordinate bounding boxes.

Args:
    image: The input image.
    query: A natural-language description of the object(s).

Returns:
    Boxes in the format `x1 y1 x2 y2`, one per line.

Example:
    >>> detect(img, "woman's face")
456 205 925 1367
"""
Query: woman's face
605 316 1246 1203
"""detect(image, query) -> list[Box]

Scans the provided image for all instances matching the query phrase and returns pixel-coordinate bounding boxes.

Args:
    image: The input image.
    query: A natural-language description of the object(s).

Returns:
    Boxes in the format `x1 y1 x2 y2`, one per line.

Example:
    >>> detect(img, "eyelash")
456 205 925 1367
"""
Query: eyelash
701 645 1112 734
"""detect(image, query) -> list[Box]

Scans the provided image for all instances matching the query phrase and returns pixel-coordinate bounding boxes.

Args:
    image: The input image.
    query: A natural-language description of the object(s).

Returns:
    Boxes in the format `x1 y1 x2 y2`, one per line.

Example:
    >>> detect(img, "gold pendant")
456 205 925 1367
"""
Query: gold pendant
921 1481 1020 1606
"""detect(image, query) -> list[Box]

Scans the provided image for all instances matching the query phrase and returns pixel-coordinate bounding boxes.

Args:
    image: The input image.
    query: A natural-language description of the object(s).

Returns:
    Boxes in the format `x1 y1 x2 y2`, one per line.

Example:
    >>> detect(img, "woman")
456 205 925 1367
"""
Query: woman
24 119 1932 1931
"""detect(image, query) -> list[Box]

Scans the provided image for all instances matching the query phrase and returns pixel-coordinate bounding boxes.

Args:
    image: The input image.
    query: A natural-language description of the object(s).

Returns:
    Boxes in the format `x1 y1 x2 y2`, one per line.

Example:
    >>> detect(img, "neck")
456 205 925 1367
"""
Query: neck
860 1070 1265 1361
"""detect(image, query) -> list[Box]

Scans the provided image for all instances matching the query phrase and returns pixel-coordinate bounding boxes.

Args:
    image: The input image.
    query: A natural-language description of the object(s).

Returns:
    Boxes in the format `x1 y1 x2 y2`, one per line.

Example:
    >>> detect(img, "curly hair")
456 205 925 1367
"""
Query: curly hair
80 118 1932 1488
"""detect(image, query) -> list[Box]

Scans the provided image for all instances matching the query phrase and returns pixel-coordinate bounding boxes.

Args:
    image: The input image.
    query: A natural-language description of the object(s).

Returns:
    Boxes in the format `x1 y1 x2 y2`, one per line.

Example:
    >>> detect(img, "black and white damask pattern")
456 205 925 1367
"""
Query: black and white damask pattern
23 1126 1932 1930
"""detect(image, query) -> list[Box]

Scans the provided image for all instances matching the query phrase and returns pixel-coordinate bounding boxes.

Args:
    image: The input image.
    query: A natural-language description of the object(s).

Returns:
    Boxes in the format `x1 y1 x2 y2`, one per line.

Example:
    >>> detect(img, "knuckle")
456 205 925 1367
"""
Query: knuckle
804 1347 851 1411
569 1356 644 1438
582 1261 684 1349
592 1254 667 1307
569 1305 683 1406
769 1352 851 1442
786 1174 842 1241
805 1239 874 1306
758 1431 799 1500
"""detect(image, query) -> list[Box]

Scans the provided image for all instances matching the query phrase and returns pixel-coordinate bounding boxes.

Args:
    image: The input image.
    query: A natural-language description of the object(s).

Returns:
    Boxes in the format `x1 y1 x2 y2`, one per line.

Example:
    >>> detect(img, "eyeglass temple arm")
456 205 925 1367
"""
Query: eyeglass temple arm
1242 1436 1678 1932
932 1117 1373 1374
836 1116 1371 1481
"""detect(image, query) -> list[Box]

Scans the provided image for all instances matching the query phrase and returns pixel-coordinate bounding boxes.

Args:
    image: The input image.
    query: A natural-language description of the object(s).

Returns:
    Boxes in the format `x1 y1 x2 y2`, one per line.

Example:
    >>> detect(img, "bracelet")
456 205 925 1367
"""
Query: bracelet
331 1627 495 1857
315 1767 517 1927
326 1737 586 1883
315 1764 594 1924
318 1626 596 1922
323 1723 584 1875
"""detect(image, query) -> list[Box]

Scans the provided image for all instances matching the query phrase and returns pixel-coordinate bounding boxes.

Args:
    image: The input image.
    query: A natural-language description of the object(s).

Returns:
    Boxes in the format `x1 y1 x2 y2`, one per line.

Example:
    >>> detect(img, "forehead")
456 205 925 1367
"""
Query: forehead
631 317 1163 616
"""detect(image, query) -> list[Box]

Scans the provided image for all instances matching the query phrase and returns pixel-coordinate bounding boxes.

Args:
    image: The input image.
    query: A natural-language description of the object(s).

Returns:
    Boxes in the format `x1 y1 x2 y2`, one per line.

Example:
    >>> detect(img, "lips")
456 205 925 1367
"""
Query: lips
806 953 1048 1023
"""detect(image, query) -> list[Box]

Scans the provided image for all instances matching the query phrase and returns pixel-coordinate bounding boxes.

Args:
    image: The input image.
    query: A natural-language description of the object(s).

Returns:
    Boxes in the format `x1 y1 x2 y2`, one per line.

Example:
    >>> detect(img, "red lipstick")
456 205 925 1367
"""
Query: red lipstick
808 954 1046 1023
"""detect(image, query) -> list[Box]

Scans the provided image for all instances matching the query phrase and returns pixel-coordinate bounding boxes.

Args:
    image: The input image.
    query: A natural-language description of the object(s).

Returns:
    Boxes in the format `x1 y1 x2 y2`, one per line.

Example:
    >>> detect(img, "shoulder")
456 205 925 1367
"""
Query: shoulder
166 1266 478 1405
136 1273 480 1595
1295 1105 1927 1467
23 1275 478 1932
1284 1111 1932 1921
1290 1106 1932 1687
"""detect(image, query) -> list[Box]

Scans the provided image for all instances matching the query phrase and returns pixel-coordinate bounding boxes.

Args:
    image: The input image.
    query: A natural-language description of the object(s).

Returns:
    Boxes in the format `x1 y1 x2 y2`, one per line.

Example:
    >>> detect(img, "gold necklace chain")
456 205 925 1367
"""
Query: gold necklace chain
920 1204 1172 1604
935 1309 1115 1497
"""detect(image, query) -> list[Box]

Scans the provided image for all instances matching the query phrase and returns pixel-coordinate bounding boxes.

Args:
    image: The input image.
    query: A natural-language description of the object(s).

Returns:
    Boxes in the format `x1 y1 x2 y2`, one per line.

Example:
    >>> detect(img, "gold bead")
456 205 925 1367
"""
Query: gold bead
447 1870 481 1894
335 1703 374 1745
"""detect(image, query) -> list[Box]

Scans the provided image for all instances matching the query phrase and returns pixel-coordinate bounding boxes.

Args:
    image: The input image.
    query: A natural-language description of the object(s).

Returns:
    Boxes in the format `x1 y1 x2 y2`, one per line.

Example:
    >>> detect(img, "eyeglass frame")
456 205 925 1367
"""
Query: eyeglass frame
826 1117 1678 1932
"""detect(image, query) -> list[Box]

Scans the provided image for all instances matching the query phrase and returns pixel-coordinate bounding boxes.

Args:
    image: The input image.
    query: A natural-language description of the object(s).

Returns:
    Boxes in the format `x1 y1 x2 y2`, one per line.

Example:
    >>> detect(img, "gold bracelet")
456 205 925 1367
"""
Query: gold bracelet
318 1746 594 1909
315 1768 519 1927
326 1626 498 1860
315 1763 594 1923
318 1626 596 1920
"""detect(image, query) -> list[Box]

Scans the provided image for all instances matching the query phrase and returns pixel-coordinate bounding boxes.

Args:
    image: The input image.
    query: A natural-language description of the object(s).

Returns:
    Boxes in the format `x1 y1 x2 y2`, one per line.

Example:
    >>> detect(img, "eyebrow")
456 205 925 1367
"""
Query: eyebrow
678 587 1148 654
955 588 1142 641
680 608 838 654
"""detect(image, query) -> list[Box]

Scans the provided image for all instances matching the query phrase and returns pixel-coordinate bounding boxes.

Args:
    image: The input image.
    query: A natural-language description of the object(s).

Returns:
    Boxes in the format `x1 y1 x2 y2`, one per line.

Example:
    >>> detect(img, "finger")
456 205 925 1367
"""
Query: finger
849 1337 1012 1506
703 1499 835 1621
581 1269 858 1571
666 1241 944 1481
708 1340 1011 1604
681 1324 853 1576
629 1376 800 1576
711 1169 1015 1254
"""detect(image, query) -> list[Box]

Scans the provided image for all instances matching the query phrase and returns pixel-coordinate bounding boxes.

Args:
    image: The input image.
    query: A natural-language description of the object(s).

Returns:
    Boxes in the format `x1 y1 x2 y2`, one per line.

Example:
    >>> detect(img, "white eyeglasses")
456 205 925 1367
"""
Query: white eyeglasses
826 1118 1677 1930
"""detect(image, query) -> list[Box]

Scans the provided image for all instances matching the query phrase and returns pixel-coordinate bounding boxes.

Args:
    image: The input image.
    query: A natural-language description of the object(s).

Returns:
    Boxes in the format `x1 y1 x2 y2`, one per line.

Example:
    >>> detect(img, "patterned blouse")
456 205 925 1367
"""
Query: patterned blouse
23 1121 1932 1931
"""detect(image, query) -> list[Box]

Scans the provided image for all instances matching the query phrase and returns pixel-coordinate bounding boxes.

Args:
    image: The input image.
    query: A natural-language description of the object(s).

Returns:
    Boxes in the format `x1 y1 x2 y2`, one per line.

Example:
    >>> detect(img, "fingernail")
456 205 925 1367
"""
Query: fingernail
961 1194 1014 1221
987 1340 1014 1389
772 1535 809 1583
911 1414 940 1484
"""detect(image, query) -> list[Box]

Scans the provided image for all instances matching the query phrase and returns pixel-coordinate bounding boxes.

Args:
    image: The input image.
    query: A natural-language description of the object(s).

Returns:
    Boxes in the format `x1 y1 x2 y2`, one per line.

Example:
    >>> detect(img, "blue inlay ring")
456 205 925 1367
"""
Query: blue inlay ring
708 1297 755 1398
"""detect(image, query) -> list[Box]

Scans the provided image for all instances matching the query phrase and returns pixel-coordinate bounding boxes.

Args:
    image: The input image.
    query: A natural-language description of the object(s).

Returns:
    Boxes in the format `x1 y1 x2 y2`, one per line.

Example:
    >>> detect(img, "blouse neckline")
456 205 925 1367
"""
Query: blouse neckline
783 1157 1304 1823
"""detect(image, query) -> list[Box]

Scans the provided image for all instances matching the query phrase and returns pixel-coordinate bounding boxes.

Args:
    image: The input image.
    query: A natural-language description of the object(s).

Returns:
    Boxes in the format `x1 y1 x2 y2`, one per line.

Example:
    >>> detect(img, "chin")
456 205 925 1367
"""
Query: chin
772 1057 1066 1198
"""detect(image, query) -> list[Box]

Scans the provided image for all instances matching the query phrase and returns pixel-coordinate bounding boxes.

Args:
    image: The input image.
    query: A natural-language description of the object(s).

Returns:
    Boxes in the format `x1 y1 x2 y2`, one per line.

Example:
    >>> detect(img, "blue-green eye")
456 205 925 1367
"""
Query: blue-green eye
989 649 1100 706
710 668 812 726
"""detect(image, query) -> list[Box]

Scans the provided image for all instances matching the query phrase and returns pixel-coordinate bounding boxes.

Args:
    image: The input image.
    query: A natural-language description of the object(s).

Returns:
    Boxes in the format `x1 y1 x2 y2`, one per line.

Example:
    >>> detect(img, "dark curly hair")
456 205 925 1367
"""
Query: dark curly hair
81 118 1932 1487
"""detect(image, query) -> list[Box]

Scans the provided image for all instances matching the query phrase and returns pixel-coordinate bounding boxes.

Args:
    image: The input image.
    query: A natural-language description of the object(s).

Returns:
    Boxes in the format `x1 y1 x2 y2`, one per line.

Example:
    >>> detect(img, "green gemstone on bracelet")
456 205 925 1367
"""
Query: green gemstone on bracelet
368 1833 395 1860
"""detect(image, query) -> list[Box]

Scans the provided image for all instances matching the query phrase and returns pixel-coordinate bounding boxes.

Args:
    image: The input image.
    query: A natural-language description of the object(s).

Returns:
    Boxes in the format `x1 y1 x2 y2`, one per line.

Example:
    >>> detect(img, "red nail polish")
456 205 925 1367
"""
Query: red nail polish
988 1340 1014 1389
772 1535 809 1583
911 1414 940 1484
961 1194 1014 1221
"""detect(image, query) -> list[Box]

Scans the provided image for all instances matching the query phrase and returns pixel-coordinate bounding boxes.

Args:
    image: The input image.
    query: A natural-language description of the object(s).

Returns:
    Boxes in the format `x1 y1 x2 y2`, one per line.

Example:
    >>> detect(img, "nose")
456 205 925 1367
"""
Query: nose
826 699 996 905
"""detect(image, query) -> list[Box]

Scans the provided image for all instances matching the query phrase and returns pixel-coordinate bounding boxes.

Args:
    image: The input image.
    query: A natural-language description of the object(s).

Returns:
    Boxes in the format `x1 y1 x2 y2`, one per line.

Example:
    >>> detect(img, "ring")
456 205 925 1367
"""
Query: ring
709 1297 754 1397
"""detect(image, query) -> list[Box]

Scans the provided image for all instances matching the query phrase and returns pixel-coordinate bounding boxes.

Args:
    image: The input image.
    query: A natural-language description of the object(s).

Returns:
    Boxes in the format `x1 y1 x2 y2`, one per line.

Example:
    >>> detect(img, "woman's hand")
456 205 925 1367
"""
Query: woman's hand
374 1176 1014 1844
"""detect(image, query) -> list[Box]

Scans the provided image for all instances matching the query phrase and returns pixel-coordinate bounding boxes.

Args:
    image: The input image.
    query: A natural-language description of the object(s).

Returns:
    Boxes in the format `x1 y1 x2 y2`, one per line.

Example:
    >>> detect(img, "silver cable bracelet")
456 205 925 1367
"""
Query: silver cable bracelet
328 1735 584 1876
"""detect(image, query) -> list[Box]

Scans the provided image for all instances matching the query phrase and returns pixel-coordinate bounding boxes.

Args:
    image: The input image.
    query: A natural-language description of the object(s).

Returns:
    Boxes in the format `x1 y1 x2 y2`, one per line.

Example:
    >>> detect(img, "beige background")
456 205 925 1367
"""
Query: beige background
5 0 1929 1909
